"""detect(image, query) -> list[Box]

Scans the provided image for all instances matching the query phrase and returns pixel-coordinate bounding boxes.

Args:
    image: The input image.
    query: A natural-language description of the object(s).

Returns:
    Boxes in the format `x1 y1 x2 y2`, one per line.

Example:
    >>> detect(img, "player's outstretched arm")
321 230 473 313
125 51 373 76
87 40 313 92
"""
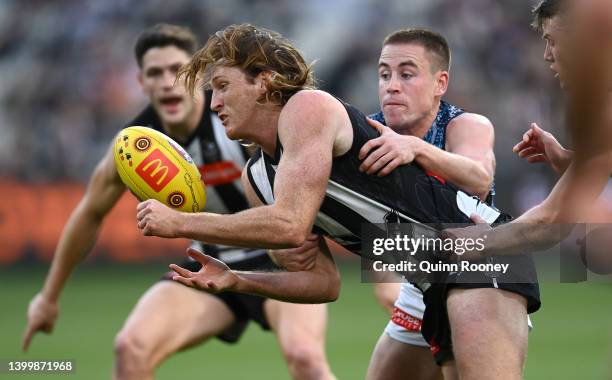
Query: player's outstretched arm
445 152 611 260
23 143 125 351
170 237 341 303
137 91 344 250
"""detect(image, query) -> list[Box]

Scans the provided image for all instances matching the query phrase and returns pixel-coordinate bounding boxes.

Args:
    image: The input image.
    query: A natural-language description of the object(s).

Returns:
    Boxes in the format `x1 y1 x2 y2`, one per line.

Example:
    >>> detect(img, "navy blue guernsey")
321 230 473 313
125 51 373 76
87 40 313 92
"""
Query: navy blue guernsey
247 99 503 255
370 100 496 204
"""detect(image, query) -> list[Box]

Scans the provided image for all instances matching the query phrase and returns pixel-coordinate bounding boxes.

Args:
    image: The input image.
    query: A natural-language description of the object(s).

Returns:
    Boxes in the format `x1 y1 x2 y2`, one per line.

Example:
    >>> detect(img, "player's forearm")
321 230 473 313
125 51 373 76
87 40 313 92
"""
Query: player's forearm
42 205 104 302
551 148 574 176
178 205 308 249
482 154 612 257
415 142 493 199
480 205 568 257
233 268 340 303
233 240 341 303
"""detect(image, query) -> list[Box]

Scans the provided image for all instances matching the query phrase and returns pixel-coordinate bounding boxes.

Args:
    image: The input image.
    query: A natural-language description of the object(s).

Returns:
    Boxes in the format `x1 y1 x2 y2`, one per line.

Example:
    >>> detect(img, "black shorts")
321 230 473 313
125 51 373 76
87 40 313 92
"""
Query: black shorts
421 254 541 365
161 250 279 343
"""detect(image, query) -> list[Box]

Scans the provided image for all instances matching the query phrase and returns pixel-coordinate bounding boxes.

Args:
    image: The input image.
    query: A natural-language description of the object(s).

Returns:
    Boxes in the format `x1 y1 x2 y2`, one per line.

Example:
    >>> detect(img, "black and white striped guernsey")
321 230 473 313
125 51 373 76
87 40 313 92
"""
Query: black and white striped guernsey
246 99 502 256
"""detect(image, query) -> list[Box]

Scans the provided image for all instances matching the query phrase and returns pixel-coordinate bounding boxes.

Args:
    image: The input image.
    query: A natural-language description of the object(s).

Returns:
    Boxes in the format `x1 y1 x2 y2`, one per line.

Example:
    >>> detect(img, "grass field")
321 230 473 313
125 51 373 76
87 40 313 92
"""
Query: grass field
1 261 611 379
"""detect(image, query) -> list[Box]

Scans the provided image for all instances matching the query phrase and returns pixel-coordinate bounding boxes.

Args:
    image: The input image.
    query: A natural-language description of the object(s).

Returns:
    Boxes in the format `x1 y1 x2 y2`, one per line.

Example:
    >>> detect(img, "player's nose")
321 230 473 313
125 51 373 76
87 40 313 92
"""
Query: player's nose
161 70 176 88
543 44 554 63
385 75 401 93
211 91 223 112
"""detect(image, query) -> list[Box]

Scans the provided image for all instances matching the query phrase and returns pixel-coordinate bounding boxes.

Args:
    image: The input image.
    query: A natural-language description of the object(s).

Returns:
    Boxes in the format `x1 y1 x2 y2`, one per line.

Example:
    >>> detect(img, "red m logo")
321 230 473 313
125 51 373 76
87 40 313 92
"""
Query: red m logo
135 149 179 192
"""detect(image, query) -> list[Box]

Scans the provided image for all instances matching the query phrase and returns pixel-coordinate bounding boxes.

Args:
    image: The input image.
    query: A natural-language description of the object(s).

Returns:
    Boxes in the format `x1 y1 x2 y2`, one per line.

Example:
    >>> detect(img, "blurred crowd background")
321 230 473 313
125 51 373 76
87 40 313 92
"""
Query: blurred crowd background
0 0 566 262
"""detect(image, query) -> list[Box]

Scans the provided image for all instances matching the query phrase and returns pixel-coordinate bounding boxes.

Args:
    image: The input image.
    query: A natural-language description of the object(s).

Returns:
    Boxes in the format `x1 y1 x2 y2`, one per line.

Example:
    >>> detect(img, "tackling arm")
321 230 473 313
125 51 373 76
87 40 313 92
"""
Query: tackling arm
360 113 495 200
418 113 495 199
448 153 611 258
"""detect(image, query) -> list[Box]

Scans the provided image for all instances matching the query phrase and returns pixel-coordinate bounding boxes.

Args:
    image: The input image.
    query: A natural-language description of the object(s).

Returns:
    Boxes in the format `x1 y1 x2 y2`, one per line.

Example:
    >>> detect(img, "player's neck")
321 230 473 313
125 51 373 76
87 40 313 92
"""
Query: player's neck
252 107 281 157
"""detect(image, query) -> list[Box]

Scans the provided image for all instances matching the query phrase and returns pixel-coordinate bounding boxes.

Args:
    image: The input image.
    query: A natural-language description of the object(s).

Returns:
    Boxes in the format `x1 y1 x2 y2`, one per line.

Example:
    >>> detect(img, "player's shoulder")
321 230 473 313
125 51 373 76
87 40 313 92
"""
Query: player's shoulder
283 90 344 116
449 112 494 131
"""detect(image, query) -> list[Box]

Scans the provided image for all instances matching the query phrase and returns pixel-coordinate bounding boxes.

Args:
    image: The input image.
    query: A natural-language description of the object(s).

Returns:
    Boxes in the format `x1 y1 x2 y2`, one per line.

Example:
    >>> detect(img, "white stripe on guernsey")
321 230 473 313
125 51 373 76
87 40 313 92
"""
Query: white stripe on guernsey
218 248 268 264
314 211 354 237
251 155 275 204
326 180 426 225
211 114 246 168
186 137 203 167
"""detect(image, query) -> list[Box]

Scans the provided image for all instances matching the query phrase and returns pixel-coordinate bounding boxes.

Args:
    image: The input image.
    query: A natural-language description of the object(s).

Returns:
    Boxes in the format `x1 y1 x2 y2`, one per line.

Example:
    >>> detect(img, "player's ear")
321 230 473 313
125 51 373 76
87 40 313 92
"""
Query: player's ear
137 71 144 89
435 70 449 97
257 70 274 90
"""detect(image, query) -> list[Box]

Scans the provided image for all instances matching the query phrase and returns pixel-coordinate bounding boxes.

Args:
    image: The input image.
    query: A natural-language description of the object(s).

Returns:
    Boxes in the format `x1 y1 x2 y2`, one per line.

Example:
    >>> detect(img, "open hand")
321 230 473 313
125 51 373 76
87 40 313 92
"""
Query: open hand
170 247 239 292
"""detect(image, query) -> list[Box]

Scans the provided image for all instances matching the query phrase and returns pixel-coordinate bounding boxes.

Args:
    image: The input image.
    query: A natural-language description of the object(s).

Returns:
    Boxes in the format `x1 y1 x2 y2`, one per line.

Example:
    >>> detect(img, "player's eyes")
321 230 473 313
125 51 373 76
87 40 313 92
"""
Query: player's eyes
401 73 414 79
146 69 162 78
379 72 390 80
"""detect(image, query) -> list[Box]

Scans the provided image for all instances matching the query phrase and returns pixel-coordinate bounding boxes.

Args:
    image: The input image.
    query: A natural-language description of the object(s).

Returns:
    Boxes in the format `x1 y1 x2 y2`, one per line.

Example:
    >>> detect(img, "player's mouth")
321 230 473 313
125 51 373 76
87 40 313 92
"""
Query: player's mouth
549 65 560 77
383 102 406 110
218 113 229 126
160 96 183 113
383 98 406 108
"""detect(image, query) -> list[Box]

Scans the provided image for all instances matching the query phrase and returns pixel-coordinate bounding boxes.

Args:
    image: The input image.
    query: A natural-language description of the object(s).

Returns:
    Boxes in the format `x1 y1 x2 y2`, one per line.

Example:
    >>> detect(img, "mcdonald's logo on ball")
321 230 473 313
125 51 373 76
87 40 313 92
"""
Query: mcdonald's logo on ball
113 126 206 213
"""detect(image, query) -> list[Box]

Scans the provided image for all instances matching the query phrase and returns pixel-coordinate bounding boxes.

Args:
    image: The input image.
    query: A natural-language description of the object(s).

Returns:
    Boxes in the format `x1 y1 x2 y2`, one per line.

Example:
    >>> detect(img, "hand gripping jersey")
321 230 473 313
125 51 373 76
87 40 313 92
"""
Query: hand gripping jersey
370 100 496 205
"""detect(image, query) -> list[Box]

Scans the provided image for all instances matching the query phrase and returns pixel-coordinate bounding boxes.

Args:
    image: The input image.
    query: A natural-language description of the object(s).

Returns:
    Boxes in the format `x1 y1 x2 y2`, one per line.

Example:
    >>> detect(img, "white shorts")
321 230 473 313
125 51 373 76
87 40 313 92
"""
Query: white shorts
384 283 534 348
384 282 429 347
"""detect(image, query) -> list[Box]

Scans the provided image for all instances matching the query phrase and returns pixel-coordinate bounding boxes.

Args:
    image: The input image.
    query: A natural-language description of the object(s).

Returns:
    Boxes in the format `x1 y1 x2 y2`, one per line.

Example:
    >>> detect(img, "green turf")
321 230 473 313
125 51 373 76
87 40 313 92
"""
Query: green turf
1 263 611 379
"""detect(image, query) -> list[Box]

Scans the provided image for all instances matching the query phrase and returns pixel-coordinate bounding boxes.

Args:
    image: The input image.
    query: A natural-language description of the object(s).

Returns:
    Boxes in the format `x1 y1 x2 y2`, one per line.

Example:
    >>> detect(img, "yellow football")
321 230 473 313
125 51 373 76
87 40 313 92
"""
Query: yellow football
113 126 206 213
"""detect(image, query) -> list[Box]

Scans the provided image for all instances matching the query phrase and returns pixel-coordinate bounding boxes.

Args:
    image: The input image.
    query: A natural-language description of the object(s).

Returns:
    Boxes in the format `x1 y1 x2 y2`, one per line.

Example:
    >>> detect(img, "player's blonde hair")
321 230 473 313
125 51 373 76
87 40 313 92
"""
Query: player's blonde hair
179 24 316 105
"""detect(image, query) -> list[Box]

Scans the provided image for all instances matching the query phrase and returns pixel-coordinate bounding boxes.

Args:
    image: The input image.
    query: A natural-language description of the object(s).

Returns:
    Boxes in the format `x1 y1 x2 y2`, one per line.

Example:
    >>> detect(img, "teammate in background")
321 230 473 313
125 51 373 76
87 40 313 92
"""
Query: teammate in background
22 24 336 380
137 24 539 380
361 29 496 380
